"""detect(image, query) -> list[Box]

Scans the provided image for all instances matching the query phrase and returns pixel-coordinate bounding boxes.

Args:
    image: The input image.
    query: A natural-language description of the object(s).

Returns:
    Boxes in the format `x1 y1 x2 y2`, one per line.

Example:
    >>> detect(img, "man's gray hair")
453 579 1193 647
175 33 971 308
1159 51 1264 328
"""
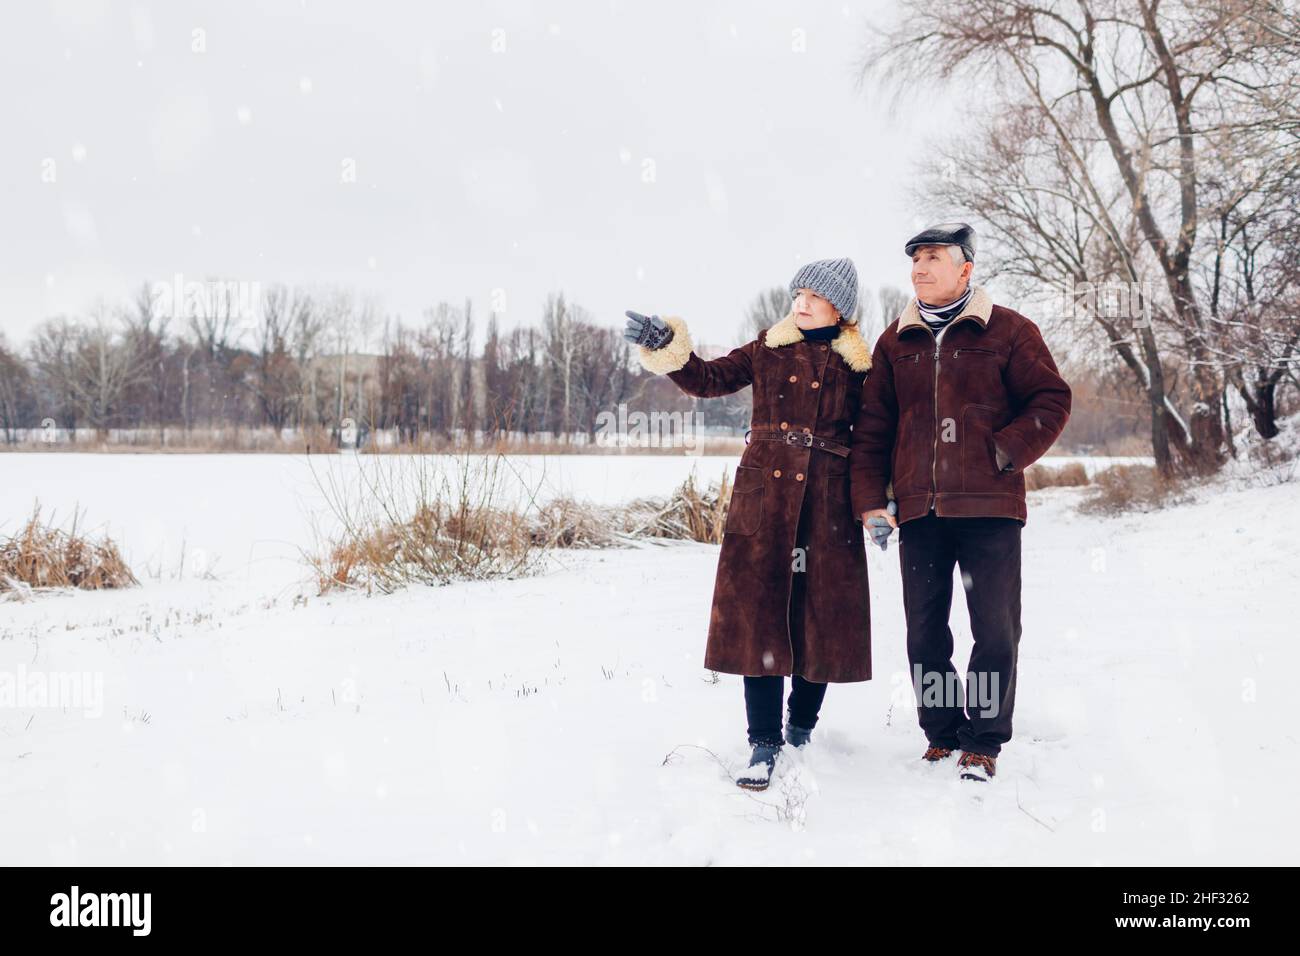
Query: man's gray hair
914 244 967 266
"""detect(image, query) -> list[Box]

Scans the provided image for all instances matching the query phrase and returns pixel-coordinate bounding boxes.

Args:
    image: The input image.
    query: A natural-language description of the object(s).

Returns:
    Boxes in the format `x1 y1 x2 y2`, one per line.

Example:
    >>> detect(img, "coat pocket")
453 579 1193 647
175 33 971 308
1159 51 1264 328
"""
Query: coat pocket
725 465 764 536
824 466 858 547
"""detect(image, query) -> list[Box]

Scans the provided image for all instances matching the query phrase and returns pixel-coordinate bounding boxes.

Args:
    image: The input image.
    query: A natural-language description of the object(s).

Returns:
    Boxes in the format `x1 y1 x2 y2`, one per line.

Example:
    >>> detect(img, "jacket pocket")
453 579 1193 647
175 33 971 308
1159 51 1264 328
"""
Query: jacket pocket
725 465 764 536
890 408 920 497
961 403 1002 492
952 346 1001 360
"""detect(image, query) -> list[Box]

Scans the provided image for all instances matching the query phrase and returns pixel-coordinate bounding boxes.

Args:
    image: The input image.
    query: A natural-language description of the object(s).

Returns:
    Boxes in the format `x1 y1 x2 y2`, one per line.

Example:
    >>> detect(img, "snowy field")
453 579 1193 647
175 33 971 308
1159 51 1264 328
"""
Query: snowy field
1 452 1294 865
0 452 1145 588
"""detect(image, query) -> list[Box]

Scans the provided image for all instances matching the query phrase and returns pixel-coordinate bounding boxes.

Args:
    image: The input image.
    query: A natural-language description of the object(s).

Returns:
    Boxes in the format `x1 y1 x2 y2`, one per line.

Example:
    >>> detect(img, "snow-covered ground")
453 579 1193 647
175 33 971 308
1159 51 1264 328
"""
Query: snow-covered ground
1 452 1293 865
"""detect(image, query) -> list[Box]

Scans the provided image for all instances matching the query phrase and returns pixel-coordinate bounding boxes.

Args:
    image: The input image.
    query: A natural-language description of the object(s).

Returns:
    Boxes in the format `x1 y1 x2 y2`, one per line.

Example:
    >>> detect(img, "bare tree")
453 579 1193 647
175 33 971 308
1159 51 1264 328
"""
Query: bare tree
29 317 84 439
121 283 172 441
569 310 635 439
58 305 150 437
869 286 912 345
290 288 326 431
417 301 463 440
459 299 477 441
0 333 34 442
866 0 1300 474
1203 155 1300 440
542 293 577 439
376 317 423 443
740 287 792 340
244 285 310 431
502 325 543 438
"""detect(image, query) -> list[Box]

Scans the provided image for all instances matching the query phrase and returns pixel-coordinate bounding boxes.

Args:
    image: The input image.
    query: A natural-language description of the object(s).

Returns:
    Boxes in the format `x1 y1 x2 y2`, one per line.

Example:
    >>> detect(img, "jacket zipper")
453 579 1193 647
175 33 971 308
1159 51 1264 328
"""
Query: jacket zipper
925 318 973 514
929 329 940 512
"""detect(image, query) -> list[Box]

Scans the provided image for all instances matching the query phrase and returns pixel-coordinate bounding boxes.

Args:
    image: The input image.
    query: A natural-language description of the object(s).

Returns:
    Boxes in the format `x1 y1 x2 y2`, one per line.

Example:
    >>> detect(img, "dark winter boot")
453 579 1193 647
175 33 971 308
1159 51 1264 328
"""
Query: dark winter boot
735 742 782 791
957 751 997 782
922 745 955 763
784 720 813 748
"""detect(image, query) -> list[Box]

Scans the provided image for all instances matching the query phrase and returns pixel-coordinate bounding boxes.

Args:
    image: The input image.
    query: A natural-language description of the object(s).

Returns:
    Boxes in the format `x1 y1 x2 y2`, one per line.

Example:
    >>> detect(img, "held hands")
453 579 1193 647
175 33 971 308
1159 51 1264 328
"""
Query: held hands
862 500 898 551
623 310 675 351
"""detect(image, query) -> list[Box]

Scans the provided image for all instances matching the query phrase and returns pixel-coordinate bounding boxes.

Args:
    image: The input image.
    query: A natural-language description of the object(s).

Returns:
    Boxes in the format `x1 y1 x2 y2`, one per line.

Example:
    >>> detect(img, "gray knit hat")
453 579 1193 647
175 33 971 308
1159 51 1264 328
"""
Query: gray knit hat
788 257 858 323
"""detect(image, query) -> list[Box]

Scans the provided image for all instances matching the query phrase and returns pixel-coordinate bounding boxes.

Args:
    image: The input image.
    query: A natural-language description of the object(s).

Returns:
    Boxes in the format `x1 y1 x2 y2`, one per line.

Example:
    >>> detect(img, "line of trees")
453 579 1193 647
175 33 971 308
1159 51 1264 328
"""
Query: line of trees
0 283 761 447
0 275 1169 457
1 254 1289 466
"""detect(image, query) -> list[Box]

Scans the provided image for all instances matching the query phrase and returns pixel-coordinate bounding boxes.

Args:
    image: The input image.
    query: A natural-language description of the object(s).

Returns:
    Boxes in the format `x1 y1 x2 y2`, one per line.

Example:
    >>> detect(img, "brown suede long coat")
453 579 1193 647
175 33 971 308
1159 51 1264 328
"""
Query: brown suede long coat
638 312 874 683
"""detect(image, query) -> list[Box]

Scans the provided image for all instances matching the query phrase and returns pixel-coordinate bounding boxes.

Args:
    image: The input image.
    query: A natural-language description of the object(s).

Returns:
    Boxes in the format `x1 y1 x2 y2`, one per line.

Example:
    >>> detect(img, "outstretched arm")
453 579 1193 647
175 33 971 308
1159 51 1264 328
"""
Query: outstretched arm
626 311 754 397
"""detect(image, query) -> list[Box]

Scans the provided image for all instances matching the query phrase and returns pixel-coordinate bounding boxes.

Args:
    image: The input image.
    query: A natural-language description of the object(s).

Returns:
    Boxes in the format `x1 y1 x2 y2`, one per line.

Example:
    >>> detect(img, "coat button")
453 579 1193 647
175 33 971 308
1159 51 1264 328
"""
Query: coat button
788 375 798 383
773 469 782 478
811 381 820 389
779 421 789 430
795 473 804 481
802 427 811 434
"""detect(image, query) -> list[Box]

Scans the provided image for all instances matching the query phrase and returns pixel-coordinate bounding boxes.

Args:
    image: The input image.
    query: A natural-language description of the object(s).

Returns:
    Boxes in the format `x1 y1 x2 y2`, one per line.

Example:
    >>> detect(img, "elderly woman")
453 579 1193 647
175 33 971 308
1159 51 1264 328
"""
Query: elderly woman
624 258 876 790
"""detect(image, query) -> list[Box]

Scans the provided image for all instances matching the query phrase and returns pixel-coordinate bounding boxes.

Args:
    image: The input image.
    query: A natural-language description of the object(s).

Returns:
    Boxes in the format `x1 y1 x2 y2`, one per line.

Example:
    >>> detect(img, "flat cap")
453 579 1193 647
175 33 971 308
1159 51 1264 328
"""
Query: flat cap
904 222 976 262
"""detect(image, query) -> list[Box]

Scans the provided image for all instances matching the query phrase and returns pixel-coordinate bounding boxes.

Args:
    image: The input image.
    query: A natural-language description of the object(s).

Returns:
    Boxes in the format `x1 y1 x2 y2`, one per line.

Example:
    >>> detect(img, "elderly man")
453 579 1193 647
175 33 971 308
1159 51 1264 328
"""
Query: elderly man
850 223 1071 782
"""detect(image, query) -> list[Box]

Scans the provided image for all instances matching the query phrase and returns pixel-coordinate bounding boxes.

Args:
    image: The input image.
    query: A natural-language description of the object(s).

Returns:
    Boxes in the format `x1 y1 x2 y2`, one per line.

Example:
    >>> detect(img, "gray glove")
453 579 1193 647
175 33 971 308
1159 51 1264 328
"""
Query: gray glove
866 500 898 551
994 442 1014 472
623 310 675 350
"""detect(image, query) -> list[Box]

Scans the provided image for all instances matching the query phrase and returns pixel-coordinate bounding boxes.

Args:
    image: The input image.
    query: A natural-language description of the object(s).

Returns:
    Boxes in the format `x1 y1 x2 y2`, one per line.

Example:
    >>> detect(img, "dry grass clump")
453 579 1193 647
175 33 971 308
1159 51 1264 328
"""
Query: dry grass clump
0 506 137 598
1025 461 1090 490
530 497 624 549
310 454 548 594
311 462 739 594
1078 464 1186 515
315 499 539 593
621 471 732 544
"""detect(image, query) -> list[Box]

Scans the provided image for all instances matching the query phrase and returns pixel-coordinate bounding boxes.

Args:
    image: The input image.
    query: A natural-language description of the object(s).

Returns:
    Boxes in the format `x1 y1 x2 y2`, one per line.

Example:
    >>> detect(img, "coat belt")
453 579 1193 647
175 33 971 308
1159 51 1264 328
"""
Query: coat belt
744 428 850 458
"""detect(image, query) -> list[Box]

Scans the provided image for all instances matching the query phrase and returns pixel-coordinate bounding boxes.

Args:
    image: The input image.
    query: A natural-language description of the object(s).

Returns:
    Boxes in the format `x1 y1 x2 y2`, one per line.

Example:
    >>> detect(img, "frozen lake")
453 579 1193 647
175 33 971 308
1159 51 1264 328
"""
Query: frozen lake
0 451 1142 586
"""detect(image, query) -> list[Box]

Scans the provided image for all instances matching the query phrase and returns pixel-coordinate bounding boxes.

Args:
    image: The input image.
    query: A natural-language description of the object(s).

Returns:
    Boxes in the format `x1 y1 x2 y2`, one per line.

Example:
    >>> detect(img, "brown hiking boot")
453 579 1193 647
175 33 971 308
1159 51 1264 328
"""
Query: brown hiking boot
922 745 954 763
957 751 997 782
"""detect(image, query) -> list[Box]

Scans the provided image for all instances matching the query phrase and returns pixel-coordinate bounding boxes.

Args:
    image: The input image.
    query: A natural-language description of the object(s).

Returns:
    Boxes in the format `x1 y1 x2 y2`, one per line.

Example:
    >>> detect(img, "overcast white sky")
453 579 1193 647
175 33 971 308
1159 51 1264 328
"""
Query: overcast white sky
0 0 968 350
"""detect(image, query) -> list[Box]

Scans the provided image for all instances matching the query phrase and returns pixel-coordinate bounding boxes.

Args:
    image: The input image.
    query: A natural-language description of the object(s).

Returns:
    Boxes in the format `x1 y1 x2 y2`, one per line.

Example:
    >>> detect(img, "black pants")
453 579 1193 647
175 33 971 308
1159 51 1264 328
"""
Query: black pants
743 675 827 746
899 513 1022 757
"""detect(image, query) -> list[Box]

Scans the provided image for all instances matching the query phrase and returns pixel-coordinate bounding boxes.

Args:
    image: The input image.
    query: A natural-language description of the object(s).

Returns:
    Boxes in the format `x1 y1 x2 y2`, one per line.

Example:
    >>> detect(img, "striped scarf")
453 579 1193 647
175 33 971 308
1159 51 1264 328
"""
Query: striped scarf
917 286 973 335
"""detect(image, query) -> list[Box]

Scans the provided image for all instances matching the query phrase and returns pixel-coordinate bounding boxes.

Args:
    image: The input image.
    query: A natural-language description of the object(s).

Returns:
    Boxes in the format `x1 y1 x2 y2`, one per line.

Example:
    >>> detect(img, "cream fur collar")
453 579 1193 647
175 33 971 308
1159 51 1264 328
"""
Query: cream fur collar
762 313 872 372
